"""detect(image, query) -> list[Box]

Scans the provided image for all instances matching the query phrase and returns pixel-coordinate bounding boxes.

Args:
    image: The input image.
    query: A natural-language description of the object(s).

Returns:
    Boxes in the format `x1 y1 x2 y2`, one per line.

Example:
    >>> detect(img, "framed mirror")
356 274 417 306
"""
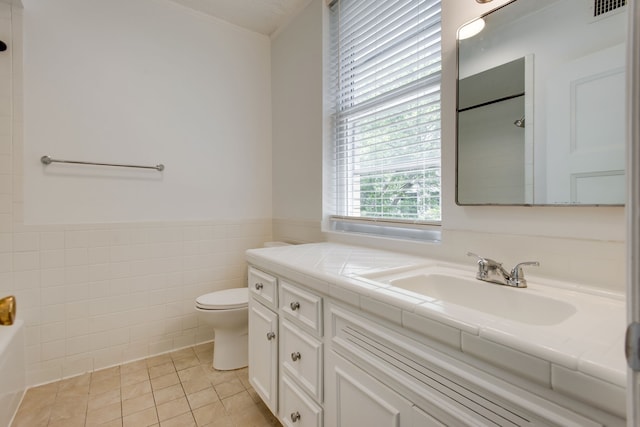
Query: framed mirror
456 0 627 206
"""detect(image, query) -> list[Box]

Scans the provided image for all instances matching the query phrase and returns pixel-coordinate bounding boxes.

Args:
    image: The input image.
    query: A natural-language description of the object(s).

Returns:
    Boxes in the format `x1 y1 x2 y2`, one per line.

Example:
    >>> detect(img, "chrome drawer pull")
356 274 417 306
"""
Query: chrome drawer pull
291 351 301 361
266 332 276 341
290 301 300 311
291 411 301 422
254 282 264 290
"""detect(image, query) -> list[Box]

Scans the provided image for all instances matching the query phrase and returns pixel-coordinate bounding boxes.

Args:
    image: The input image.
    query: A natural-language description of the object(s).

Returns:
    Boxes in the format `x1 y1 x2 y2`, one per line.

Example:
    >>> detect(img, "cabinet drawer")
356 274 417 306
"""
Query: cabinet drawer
280 281 322 336
280 319 323 402
280 374 323 427
248 267 278 309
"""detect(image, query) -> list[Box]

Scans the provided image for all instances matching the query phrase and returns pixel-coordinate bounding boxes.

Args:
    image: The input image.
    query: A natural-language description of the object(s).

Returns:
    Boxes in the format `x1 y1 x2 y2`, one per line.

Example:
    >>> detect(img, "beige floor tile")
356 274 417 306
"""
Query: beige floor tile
186 387 219 410
11 406 51 427
177 365 204 383
202 366 237 386
173 355 200 371
170 347 196 360
49 394 88 423
156 396 191 421
149 361 176 379
201 416 235 427
122 392 156 417
122 406 158 427
58 372 91 395
235 367 251 389
214 377 244 399
146 354 172 368
90 375 121 395
121 366 150 387
120 359 148 375
121 379 152 401
88 388 121 412
27 381 60 397
48 414 86 427
160 411 197 427
13 344 281 427
85 401 122 426
192 401 228 426
182 375 212 395
193 341 213 351
247 387 263 404
92 366 121 383
98 418 124 427
154 383 186 405
151 372 180 391
230 405 275 427
17 389 56 413
221 390 258 415
195 353 212 366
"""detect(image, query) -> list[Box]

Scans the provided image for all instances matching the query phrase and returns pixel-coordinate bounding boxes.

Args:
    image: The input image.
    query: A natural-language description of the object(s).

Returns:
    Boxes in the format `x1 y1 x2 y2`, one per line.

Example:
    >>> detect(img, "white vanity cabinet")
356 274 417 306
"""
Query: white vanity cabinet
248 268 324 426
248 267 279 414
247 264 620 427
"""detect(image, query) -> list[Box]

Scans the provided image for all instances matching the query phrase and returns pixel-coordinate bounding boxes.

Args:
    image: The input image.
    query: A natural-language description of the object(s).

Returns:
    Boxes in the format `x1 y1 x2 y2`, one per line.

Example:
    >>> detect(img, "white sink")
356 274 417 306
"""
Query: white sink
359 266 577 326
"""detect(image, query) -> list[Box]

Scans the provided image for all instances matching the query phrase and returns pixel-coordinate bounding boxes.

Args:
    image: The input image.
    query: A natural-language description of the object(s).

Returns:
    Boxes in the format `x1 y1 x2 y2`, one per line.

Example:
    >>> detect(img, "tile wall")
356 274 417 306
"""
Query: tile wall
0 5 273 387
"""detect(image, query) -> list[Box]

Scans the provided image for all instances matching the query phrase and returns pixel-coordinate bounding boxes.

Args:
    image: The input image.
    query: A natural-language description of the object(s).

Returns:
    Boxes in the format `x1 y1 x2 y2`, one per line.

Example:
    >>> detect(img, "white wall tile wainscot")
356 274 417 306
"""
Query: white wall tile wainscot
2 220 272 386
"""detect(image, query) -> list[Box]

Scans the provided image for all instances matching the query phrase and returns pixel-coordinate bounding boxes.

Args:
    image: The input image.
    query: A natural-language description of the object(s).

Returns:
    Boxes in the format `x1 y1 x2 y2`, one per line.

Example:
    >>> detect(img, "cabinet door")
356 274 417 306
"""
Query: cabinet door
325 350 419 427
248 298 278 414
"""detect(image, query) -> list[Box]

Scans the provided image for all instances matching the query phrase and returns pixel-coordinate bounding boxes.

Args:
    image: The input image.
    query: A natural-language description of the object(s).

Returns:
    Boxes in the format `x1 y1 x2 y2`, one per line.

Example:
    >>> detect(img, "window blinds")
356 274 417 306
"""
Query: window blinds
329 0 442 225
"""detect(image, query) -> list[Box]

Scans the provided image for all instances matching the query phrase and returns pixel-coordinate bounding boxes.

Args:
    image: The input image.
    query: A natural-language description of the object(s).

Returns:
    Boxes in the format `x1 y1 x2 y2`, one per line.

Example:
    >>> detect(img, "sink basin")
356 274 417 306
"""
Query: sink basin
361 266 577 326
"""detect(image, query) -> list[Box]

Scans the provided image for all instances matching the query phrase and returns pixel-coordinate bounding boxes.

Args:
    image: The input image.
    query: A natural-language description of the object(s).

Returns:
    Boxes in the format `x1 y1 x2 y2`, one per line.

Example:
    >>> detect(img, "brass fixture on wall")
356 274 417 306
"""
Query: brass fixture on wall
0 295 16 326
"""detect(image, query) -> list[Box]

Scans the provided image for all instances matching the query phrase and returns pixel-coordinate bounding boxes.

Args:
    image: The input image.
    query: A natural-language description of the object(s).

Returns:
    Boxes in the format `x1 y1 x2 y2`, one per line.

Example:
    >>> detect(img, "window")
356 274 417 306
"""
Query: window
328 0 442 234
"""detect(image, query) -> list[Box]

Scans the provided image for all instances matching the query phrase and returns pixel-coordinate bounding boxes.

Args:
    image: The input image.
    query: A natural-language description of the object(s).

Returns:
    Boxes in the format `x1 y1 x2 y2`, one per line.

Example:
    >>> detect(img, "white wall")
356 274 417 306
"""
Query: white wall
1 0 275 387
271 0 323 228
271 0 626 291
23 0 272 224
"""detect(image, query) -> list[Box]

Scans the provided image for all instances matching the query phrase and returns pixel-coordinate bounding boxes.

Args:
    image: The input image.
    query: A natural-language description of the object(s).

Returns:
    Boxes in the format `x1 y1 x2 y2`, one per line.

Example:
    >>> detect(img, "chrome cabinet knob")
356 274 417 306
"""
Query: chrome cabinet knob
291 411 301 422
266 331 276 341
290 301 300 311
291 351 301 361
254 282 263 290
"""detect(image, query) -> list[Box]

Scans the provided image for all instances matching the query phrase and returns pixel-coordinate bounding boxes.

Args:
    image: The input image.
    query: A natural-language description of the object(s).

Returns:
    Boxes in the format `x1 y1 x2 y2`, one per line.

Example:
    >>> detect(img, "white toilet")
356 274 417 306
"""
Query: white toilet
195 287 249 371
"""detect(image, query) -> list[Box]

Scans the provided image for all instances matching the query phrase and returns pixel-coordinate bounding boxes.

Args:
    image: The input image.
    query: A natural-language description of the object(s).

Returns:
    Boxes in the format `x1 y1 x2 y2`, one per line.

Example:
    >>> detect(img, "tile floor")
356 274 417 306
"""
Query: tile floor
11 343 282 427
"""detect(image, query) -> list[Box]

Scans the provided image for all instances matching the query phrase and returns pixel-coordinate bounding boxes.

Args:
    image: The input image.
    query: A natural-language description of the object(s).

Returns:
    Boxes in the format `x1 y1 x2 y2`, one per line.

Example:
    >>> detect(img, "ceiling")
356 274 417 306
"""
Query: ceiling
169 0 312 36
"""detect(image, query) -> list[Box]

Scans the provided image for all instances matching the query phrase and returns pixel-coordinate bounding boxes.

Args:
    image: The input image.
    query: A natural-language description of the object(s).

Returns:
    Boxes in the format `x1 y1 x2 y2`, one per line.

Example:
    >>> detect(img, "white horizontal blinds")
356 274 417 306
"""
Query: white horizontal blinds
331 0 442 223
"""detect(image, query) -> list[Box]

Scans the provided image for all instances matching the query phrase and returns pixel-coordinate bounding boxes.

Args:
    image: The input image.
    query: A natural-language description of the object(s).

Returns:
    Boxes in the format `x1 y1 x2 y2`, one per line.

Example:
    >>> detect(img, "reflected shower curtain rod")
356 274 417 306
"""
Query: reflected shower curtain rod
40 155 165 171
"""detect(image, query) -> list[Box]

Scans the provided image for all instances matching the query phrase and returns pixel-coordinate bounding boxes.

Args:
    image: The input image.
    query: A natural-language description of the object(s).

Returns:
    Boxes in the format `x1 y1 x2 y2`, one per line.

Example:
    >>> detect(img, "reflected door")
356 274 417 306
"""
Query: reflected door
546 43 626 204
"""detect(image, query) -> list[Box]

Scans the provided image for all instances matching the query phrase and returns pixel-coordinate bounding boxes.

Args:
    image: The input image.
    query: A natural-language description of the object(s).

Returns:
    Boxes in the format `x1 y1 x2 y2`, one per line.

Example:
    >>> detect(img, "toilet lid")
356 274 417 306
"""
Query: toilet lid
196 288 248 310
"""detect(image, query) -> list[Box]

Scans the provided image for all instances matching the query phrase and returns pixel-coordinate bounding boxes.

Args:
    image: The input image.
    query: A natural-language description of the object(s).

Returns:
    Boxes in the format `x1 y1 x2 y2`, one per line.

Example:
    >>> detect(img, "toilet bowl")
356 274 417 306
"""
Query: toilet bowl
195 288 248 371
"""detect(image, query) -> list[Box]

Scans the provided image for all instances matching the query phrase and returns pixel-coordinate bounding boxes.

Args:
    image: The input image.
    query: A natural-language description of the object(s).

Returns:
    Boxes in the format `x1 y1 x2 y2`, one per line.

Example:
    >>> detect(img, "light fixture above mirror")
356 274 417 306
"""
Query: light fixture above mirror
458 18 485 40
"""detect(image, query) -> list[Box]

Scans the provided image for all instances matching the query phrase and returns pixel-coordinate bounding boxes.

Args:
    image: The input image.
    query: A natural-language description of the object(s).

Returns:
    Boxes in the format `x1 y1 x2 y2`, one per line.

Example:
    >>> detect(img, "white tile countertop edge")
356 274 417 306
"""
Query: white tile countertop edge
245 242 626 392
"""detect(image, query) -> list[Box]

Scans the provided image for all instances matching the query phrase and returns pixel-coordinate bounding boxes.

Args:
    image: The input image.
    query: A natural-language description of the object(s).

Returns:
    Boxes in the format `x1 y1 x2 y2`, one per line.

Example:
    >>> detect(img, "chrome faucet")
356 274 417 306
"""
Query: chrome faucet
467 252 539 288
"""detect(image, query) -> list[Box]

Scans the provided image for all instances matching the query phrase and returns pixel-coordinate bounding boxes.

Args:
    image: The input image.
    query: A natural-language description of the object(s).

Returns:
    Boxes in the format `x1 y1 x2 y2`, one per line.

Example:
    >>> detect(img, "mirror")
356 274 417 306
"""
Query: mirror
456 0 627 206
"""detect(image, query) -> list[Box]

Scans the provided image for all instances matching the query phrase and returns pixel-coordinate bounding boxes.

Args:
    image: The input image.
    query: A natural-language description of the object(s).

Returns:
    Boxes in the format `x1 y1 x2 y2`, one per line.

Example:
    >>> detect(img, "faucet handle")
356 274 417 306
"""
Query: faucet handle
467 252 502 267
467 252 503 281
509 261 540 288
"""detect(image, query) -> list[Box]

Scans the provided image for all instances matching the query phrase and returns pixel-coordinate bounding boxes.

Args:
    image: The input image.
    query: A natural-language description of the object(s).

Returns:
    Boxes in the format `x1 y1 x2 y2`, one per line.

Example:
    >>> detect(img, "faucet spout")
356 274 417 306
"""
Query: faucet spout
467 253 539 288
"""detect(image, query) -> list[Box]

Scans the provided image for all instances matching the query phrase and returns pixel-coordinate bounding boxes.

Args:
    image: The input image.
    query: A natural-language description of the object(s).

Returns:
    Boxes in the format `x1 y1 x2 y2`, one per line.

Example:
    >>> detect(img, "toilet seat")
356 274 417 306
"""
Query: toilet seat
196 288 248 310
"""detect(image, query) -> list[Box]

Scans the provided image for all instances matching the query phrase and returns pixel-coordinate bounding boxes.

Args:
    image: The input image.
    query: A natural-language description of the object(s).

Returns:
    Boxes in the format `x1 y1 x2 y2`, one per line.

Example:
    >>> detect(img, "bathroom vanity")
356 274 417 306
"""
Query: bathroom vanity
246 243 626 426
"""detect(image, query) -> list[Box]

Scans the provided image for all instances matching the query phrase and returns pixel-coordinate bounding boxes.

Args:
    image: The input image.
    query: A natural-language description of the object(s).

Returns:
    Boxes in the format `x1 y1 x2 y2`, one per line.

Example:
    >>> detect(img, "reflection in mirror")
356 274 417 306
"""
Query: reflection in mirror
456 0 627 206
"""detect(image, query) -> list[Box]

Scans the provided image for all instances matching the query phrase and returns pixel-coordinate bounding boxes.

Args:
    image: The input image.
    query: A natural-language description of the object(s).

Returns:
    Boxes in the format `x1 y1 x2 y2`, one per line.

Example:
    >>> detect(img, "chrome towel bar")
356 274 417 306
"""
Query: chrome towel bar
40 155 164 171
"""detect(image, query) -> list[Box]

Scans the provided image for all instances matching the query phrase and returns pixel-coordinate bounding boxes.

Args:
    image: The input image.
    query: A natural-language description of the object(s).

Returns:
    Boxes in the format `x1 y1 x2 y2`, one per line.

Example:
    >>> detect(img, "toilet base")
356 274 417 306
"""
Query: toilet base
212 327 248 371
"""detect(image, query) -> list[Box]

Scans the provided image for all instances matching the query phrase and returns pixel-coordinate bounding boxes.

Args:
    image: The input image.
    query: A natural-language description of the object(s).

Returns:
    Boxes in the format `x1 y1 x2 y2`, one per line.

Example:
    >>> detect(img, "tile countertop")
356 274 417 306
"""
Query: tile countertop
245 242 627 392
